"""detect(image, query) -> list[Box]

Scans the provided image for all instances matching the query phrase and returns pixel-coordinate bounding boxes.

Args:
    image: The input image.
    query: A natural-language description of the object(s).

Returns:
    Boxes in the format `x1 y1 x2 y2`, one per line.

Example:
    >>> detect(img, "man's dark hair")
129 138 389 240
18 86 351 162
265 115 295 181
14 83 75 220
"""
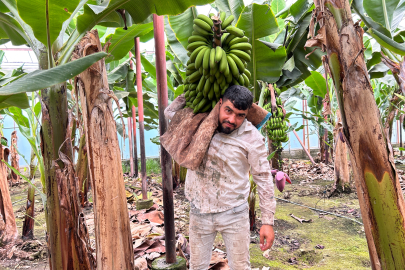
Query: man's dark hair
222 85 253 110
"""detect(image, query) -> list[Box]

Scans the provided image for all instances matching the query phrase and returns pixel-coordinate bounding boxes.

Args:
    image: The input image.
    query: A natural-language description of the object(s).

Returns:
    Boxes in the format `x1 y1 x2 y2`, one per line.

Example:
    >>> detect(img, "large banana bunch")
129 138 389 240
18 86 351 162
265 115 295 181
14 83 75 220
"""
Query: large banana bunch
183 12 252 114
263 87 289 143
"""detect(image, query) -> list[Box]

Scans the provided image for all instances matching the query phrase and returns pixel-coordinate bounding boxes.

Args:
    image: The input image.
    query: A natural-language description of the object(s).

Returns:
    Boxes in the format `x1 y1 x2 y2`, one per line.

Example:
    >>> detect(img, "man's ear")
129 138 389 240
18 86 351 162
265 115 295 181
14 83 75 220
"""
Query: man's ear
219 98 222 106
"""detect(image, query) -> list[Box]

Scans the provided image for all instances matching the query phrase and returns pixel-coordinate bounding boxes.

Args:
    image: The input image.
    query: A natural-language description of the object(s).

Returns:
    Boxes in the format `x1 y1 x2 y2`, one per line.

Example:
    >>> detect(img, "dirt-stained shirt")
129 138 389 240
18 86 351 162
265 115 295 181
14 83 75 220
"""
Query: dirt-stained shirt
165 95 276 225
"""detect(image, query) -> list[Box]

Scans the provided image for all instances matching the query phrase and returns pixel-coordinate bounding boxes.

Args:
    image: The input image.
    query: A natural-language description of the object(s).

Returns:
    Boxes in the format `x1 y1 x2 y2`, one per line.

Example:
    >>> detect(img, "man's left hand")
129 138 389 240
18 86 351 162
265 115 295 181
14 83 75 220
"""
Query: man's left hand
259 225 275 251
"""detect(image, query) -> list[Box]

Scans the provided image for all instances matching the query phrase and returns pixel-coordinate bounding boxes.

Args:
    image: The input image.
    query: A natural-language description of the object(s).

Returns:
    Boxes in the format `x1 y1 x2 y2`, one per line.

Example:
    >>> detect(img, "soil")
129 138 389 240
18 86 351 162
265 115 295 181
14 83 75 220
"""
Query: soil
3 158 402 269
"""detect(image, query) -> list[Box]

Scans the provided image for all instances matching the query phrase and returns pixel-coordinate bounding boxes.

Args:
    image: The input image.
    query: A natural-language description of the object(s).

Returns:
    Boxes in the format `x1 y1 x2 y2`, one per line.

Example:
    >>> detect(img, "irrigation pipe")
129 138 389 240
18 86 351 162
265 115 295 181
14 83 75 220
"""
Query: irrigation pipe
275 197 363 225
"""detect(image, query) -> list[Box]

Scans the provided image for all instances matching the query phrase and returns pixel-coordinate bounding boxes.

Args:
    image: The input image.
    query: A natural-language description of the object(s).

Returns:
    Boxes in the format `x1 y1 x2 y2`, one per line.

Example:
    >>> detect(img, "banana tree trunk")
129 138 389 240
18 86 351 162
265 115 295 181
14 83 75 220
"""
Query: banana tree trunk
74 30 134 270
41 82 94 269
333 111 350 190
10 131 19 185
0 143 18 247
76 134 89 207
267 137 280 170
22 153 36 240
381 56 405 143
308 0 405 268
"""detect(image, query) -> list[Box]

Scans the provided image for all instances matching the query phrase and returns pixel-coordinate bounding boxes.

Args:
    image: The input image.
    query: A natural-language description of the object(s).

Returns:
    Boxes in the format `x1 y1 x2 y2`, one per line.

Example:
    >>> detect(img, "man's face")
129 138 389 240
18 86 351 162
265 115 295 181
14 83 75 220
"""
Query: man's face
218 98 248 134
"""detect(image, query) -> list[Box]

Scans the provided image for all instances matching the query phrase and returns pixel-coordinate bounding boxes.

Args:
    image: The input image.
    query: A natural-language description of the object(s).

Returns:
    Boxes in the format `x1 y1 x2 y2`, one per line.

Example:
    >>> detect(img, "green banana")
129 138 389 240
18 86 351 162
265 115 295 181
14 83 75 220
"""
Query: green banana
209 76 215 83
196 76 205 91
190 84 197 90
242 73 250 87
219 52 228 73
194 18 212 32
186 69 195 76
188 71 202 83
220 12 226 22
197 14 213 27
193 24 211 36
195 47 208 69
203 48 211 70
225 72 233 83
228 37 249 47
201 101 212 113
209 48 216 69
222 15 235 29
190 46 206 63
215 46 223 63
227 55 239 77
243 69 251 79
229 53 245 73
203 80 212 96
208 86 215 100
221 33 230 44
221 84 229 95
230 49 251 62
232 77 240 85
188 35 208 44
238 74 244 86
187 41 207 52
187 63 196 70
230 42 252 51
226 26 244 37
223 34 236 45
214 82 220 99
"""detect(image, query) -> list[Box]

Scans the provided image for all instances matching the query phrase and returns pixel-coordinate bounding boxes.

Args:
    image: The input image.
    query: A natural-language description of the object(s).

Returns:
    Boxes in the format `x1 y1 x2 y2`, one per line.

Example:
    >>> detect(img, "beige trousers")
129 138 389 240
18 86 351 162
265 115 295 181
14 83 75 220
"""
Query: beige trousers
189 202 250 270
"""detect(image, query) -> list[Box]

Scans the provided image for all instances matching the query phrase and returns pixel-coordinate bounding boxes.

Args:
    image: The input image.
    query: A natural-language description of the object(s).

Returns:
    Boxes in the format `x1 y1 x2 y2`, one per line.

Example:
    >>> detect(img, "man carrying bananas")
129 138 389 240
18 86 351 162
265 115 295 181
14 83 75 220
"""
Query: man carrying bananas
165 85 276 269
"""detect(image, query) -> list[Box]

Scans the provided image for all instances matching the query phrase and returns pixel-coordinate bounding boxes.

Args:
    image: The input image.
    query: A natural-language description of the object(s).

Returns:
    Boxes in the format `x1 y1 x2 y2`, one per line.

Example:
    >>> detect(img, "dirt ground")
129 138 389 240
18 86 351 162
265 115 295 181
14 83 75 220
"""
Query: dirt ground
1 159 394 269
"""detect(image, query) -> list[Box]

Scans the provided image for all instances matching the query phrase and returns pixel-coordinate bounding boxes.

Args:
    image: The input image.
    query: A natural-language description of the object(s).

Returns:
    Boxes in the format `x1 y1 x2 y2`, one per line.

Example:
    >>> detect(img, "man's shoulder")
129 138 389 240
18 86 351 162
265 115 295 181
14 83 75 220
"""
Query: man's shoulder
240 120 265 142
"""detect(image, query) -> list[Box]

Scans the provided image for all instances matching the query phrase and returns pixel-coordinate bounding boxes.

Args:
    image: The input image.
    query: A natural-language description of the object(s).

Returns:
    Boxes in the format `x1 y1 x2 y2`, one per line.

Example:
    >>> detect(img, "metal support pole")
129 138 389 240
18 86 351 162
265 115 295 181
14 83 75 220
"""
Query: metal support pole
153 14 176 263
290 123 315 164
302 100 306 148
128 117 134 176
135 37 148 200
131 117 138 177
401 114 404 156
129 51 139 177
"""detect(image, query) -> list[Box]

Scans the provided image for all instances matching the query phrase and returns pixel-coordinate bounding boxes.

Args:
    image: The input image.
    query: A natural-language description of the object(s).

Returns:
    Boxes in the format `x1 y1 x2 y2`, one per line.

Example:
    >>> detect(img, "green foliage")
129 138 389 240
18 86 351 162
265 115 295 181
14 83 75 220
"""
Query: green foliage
214 0 244 20
304 71 327 98
17 0 80 46
106 22 154 63
0 52 108 96
236 3 282 99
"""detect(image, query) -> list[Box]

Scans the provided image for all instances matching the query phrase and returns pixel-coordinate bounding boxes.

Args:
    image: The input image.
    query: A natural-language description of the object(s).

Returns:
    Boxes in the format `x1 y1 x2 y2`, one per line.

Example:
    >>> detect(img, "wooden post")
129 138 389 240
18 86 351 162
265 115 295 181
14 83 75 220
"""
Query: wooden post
153 14 176 263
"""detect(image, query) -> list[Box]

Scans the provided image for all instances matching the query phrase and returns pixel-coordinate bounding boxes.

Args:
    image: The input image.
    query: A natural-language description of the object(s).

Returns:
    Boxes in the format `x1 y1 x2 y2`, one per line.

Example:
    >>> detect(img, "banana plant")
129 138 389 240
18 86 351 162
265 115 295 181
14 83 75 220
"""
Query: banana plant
0 0 214 268
306 0 405 267
4 94 45 240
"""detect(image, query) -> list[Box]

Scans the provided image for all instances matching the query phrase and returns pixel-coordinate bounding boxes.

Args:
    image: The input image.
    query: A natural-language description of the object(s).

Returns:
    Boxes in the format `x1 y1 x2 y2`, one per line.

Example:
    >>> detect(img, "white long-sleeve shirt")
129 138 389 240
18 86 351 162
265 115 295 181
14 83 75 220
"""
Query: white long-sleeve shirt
164 95 276 225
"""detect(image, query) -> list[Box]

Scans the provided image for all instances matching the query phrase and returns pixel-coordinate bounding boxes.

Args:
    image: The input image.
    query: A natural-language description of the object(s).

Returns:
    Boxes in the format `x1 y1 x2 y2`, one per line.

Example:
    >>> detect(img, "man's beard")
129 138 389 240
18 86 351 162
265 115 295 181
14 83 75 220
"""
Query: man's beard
218 120 236 134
